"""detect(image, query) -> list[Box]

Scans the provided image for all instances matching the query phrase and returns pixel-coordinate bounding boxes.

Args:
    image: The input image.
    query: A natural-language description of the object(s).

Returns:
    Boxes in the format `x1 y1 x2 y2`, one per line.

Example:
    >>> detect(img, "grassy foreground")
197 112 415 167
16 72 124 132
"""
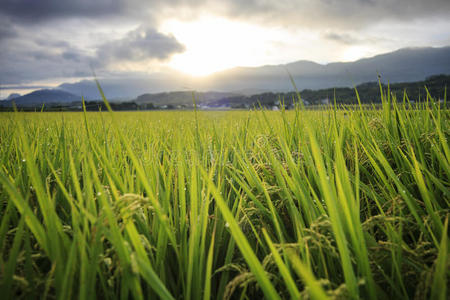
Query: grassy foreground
0 88 448 299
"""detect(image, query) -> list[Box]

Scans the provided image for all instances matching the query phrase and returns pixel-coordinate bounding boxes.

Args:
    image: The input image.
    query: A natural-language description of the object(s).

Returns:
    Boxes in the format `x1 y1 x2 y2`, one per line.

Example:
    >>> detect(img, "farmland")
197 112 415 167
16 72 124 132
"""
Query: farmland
0 88 448 299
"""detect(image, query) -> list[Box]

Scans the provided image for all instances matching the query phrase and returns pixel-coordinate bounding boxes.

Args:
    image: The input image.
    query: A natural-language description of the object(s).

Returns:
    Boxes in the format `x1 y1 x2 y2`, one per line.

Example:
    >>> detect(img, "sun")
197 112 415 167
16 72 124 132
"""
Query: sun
340 46 376 62
160 16 287 76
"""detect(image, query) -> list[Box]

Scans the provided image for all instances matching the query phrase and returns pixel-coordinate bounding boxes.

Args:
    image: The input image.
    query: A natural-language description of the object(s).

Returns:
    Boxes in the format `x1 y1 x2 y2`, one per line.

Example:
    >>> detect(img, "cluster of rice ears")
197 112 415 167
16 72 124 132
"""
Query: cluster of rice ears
0 81 448 299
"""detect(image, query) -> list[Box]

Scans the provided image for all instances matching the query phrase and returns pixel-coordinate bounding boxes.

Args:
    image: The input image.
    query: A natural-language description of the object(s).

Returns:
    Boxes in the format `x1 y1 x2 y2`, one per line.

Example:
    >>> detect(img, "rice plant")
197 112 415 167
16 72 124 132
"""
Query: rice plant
0 84 448 299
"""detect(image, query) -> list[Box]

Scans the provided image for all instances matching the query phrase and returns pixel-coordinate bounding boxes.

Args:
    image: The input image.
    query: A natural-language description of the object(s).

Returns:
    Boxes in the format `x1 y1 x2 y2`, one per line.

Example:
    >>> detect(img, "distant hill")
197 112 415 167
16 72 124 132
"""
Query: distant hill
58 79 153 101
205 74 450 108
57 46 450 99
0 89 80 107
3 93 21 101
135 91 239 108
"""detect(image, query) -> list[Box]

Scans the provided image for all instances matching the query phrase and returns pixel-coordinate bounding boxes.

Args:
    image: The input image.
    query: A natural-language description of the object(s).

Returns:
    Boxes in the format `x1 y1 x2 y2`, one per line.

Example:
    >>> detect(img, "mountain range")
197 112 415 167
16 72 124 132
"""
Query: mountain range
208 46 450 92
2 46 450 107
0 89 80 107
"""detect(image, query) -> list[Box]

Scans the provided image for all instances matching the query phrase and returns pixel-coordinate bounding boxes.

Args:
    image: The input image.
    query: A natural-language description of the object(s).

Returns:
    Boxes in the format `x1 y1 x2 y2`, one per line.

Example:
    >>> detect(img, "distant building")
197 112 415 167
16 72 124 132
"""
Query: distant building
320 98 330 105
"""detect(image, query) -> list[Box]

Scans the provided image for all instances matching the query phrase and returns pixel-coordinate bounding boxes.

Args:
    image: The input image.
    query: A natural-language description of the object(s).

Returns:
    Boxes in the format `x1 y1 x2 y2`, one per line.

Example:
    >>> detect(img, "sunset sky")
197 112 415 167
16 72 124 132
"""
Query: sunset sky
1 0 450 96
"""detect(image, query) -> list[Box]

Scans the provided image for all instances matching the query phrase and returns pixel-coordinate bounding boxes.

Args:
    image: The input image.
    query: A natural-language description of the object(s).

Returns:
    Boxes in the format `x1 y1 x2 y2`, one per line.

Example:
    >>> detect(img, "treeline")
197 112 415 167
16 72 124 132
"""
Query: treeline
0 101 152 112
219 74 449 108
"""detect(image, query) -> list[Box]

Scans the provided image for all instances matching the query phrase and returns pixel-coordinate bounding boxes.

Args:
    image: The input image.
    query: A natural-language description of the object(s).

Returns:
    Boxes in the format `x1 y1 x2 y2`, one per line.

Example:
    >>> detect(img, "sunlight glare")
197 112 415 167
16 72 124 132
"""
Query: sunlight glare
340 46 375 62
161 16 295 76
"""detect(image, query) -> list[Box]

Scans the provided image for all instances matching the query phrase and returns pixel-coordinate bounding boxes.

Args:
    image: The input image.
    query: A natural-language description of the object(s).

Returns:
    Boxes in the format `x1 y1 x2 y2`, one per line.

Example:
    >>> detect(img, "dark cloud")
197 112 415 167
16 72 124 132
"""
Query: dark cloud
0 19 17 40
323 31 391 46
0 44 92 84
0 34 91 83
0 24 185 84
324 32 361 45
218 0 450 29
0 0 124 22
34 38 70 48
95 26 185 66
0 27 16 40
0 85 52 90
62 50 83 62
1 0 449 28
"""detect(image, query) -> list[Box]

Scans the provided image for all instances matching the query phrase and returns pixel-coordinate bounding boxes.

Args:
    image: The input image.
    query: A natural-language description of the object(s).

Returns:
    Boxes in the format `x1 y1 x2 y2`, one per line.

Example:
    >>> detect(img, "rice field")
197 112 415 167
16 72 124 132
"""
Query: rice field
0 87 448 299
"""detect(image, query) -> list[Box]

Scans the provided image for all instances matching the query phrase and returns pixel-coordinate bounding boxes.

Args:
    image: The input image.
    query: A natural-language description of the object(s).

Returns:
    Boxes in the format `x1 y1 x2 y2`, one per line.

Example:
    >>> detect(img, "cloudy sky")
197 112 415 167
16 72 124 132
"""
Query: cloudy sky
1 0 450 96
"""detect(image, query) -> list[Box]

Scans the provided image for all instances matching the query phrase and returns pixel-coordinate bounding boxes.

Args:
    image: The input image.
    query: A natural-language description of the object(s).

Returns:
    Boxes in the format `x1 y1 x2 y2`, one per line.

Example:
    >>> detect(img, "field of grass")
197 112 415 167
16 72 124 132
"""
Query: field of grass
0 86 448 299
